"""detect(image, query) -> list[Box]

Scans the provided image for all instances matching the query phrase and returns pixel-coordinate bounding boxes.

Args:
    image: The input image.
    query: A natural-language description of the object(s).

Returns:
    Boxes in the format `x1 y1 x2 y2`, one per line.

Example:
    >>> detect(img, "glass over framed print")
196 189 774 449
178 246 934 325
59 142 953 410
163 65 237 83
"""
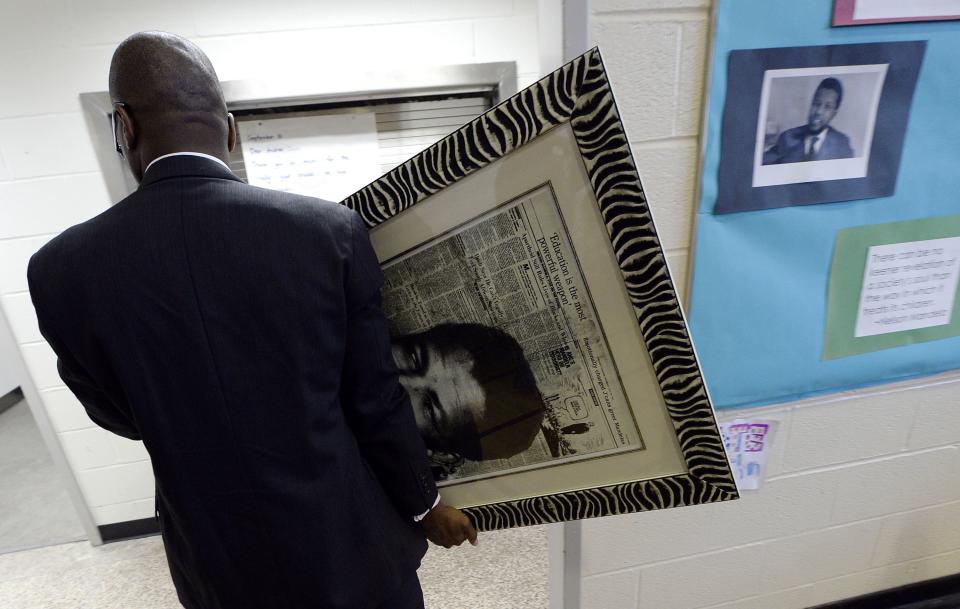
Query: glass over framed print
343 48 738 530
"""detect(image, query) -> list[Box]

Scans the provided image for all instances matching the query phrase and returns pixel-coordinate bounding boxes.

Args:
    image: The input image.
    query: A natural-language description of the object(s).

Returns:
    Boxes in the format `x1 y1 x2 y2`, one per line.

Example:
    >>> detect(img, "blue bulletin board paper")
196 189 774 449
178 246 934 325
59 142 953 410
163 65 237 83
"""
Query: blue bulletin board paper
689 0 960 408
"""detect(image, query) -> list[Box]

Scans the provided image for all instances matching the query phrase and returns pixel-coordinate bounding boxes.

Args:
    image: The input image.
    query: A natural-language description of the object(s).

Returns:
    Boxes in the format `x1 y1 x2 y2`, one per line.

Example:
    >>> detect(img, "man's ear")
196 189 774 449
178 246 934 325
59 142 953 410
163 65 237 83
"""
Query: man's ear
227 112 236 153
116 104 137 151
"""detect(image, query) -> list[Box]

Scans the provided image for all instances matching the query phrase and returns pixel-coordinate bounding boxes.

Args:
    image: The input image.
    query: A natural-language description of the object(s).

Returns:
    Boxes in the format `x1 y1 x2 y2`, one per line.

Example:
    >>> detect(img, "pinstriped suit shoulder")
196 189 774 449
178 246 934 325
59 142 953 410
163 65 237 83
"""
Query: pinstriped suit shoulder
26 155 436 609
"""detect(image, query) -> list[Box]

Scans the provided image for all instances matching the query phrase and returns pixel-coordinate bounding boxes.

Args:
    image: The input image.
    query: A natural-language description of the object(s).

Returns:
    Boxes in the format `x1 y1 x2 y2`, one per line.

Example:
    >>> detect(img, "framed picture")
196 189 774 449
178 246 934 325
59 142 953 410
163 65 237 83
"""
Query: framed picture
834 0 960 26
343 48 738 531
715 41 926 214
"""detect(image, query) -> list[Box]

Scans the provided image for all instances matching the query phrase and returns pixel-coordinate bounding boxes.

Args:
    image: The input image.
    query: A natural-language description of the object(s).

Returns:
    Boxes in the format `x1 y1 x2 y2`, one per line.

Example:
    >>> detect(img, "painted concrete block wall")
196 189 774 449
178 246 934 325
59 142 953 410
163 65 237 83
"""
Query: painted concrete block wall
582 2 960 608
0 222 21 394
0 0 543 527
0 317 19 396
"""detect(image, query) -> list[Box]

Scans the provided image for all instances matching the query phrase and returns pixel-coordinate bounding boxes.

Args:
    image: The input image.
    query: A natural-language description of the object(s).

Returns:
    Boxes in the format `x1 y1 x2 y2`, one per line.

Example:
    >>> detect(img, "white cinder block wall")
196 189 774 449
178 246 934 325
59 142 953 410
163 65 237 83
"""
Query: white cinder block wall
0 0 543 529
0 315 19 395
577 2 960 608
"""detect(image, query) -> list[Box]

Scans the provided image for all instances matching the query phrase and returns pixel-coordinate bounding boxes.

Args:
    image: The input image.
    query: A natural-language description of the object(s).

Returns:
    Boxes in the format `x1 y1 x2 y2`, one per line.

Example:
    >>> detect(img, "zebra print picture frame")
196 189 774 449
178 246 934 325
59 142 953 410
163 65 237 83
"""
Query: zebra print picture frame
343 48 738 531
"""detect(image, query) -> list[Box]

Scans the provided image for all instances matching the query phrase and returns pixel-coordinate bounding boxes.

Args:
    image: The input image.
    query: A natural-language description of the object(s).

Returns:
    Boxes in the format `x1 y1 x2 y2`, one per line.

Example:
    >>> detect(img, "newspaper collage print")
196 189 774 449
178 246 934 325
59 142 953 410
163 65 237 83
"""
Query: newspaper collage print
381 184 645 485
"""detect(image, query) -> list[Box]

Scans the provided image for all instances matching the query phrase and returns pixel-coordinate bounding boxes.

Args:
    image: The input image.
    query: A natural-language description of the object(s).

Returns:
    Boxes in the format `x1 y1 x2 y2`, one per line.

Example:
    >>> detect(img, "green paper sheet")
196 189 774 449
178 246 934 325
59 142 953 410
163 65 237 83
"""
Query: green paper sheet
824 215 960 359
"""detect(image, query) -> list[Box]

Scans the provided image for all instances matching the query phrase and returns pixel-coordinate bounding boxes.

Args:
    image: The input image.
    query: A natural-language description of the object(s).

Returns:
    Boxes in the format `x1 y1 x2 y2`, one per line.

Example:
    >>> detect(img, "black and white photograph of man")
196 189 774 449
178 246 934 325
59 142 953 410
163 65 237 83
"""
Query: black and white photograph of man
752 64 888 188
716 41 927 213
762 77 854 164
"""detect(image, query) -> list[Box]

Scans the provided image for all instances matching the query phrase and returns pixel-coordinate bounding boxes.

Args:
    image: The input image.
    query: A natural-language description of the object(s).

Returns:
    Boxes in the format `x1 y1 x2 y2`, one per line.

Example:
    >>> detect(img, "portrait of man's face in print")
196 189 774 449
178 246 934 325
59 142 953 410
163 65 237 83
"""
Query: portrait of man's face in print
752 65 888 188
761 76 856 166
716 41 925 213
392 323 546 470
378 186 649 485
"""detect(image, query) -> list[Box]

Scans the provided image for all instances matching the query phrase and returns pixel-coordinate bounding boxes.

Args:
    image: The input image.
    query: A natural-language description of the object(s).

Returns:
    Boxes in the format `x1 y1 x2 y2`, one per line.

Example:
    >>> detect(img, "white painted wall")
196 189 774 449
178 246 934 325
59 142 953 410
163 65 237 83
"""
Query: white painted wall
0 0 545 528
576 1 960 608
0 314 20 397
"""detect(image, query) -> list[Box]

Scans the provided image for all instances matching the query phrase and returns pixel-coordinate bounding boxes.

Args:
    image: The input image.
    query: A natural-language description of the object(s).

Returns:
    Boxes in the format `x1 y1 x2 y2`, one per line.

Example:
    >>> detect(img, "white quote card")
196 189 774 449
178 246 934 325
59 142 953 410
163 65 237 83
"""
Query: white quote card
855 237 960 338
239 113 381 202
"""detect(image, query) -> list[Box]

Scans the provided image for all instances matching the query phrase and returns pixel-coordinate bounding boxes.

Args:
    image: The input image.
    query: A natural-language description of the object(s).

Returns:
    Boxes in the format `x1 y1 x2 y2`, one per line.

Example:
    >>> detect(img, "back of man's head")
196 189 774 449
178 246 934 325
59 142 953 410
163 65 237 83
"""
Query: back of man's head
109 31 232 176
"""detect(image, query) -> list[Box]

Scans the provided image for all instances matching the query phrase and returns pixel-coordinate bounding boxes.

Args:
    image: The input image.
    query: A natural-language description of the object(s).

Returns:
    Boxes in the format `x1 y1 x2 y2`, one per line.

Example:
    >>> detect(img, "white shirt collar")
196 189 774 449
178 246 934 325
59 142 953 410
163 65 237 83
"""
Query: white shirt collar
144 151 231 175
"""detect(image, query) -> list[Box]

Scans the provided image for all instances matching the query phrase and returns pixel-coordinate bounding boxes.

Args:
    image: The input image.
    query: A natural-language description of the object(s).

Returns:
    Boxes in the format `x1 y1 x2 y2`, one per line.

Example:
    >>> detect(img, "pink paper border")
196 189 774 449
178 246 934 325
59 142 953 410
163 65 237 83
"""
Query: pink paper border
833 0 960 26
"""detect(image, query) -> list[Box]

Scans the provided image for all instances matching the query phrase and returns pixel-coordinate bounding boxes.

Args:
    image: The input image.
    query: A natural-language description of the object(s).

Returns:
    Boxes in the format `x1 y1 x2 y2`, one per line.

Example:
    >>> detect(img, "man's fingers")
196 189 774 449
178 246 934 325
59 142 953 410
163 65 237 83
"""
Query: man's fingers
447 524 470 548
423 506 479 549
436 527 475 548
451 526 467 547
464 520 479 546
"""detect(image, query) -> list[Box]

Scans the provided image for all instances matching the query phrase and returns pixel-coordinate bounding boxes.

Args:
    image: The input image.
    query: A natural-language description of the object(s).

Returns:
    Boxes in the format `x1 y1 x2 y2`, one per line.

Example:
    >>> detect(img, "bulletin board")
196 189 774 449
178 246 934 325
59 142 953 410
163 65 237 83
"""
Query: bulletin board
688 0 960 409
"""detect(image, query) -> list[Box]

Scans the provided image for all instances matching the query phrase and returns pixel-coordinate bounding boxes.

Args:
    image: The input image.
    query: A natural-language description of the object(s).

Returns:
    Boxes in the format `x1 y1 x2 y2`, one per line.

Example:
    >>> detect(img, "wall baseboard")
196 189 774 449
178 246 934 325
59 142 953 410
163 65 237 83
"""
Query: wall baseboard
811 573 960 608
98 517 159 543
0 387 23 416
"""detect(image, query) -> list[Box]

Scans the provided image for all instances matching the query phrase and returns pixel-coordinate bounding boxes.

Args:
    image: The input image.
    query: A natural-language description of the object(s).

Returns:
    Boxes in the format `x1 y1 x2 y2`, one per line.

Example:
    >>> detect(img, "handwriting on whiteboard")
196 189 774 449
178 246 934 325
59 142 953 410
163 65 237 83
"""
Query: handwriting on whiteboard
239 112 381 202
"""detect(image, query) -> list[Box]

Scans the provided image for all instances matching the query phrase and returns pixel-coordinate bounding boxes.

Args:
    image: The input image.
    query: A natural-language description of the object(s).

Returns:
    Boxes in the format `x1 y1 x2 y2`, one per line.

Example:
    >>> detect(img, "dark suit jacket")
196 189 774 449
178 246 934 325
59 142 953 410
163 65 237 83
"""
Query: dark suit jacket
762 125 854 165
28 155 438 609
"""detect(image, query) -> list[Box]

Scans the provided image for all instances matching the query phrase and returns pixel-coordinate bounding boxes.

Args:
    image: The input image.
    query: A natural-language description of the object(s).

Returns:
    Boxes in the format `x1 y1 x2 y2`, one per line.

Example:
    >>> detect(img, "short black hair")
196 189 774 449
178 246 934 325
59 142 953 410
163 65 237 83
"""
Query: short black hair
815 77 844 109
109 31 227 134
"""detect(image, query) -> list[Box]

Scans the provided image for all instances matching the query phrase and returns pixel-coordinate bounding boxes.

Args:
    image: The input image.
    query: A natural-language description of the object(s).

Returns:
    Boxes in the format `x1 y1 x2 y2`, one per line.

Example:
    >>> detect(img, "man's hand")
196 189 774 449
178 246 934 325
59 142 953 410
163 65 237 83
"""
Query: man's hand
420 501 478 549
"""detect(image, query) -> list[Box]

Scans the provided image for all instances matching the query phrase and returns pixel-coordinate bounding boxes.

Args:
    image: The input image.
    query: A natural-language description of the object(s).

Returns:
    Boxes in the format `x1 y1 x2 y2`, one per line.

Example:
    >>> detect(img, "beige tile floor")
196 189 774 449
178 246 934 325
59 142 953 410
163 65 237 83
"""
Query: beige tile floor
0 524 549 608
0 398 549 607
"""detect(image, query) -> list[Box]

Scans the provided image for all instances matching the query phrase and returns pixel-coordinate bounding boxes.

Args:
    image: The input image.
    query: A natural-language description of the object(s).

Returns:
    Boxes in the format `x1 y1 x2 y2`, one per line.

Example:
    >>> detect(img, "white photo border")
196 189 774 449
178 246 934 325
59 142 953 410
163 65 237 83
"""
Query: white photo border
752 64 888 188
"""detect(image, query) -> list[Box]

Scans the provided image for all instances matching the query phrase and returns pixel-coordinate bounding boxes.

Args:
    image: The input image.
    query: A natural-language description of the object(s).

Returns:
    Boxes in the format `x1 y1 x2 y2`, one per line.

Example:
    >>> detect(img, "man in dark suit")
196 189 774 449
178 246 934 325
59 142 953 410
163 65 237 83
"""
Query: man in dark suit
762 77 855 165
28 31 476 609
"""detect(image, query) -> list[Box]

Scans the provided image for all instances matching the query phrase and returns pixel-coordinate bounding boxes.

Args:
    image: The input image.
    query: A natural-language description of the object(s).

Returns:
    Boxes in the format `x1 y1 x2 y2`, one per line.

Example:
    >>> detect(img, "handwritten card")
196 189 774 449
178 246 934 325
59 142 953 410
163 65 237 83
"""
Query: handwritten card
855 237 960 338
719 419 778 491
239 113 381 202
